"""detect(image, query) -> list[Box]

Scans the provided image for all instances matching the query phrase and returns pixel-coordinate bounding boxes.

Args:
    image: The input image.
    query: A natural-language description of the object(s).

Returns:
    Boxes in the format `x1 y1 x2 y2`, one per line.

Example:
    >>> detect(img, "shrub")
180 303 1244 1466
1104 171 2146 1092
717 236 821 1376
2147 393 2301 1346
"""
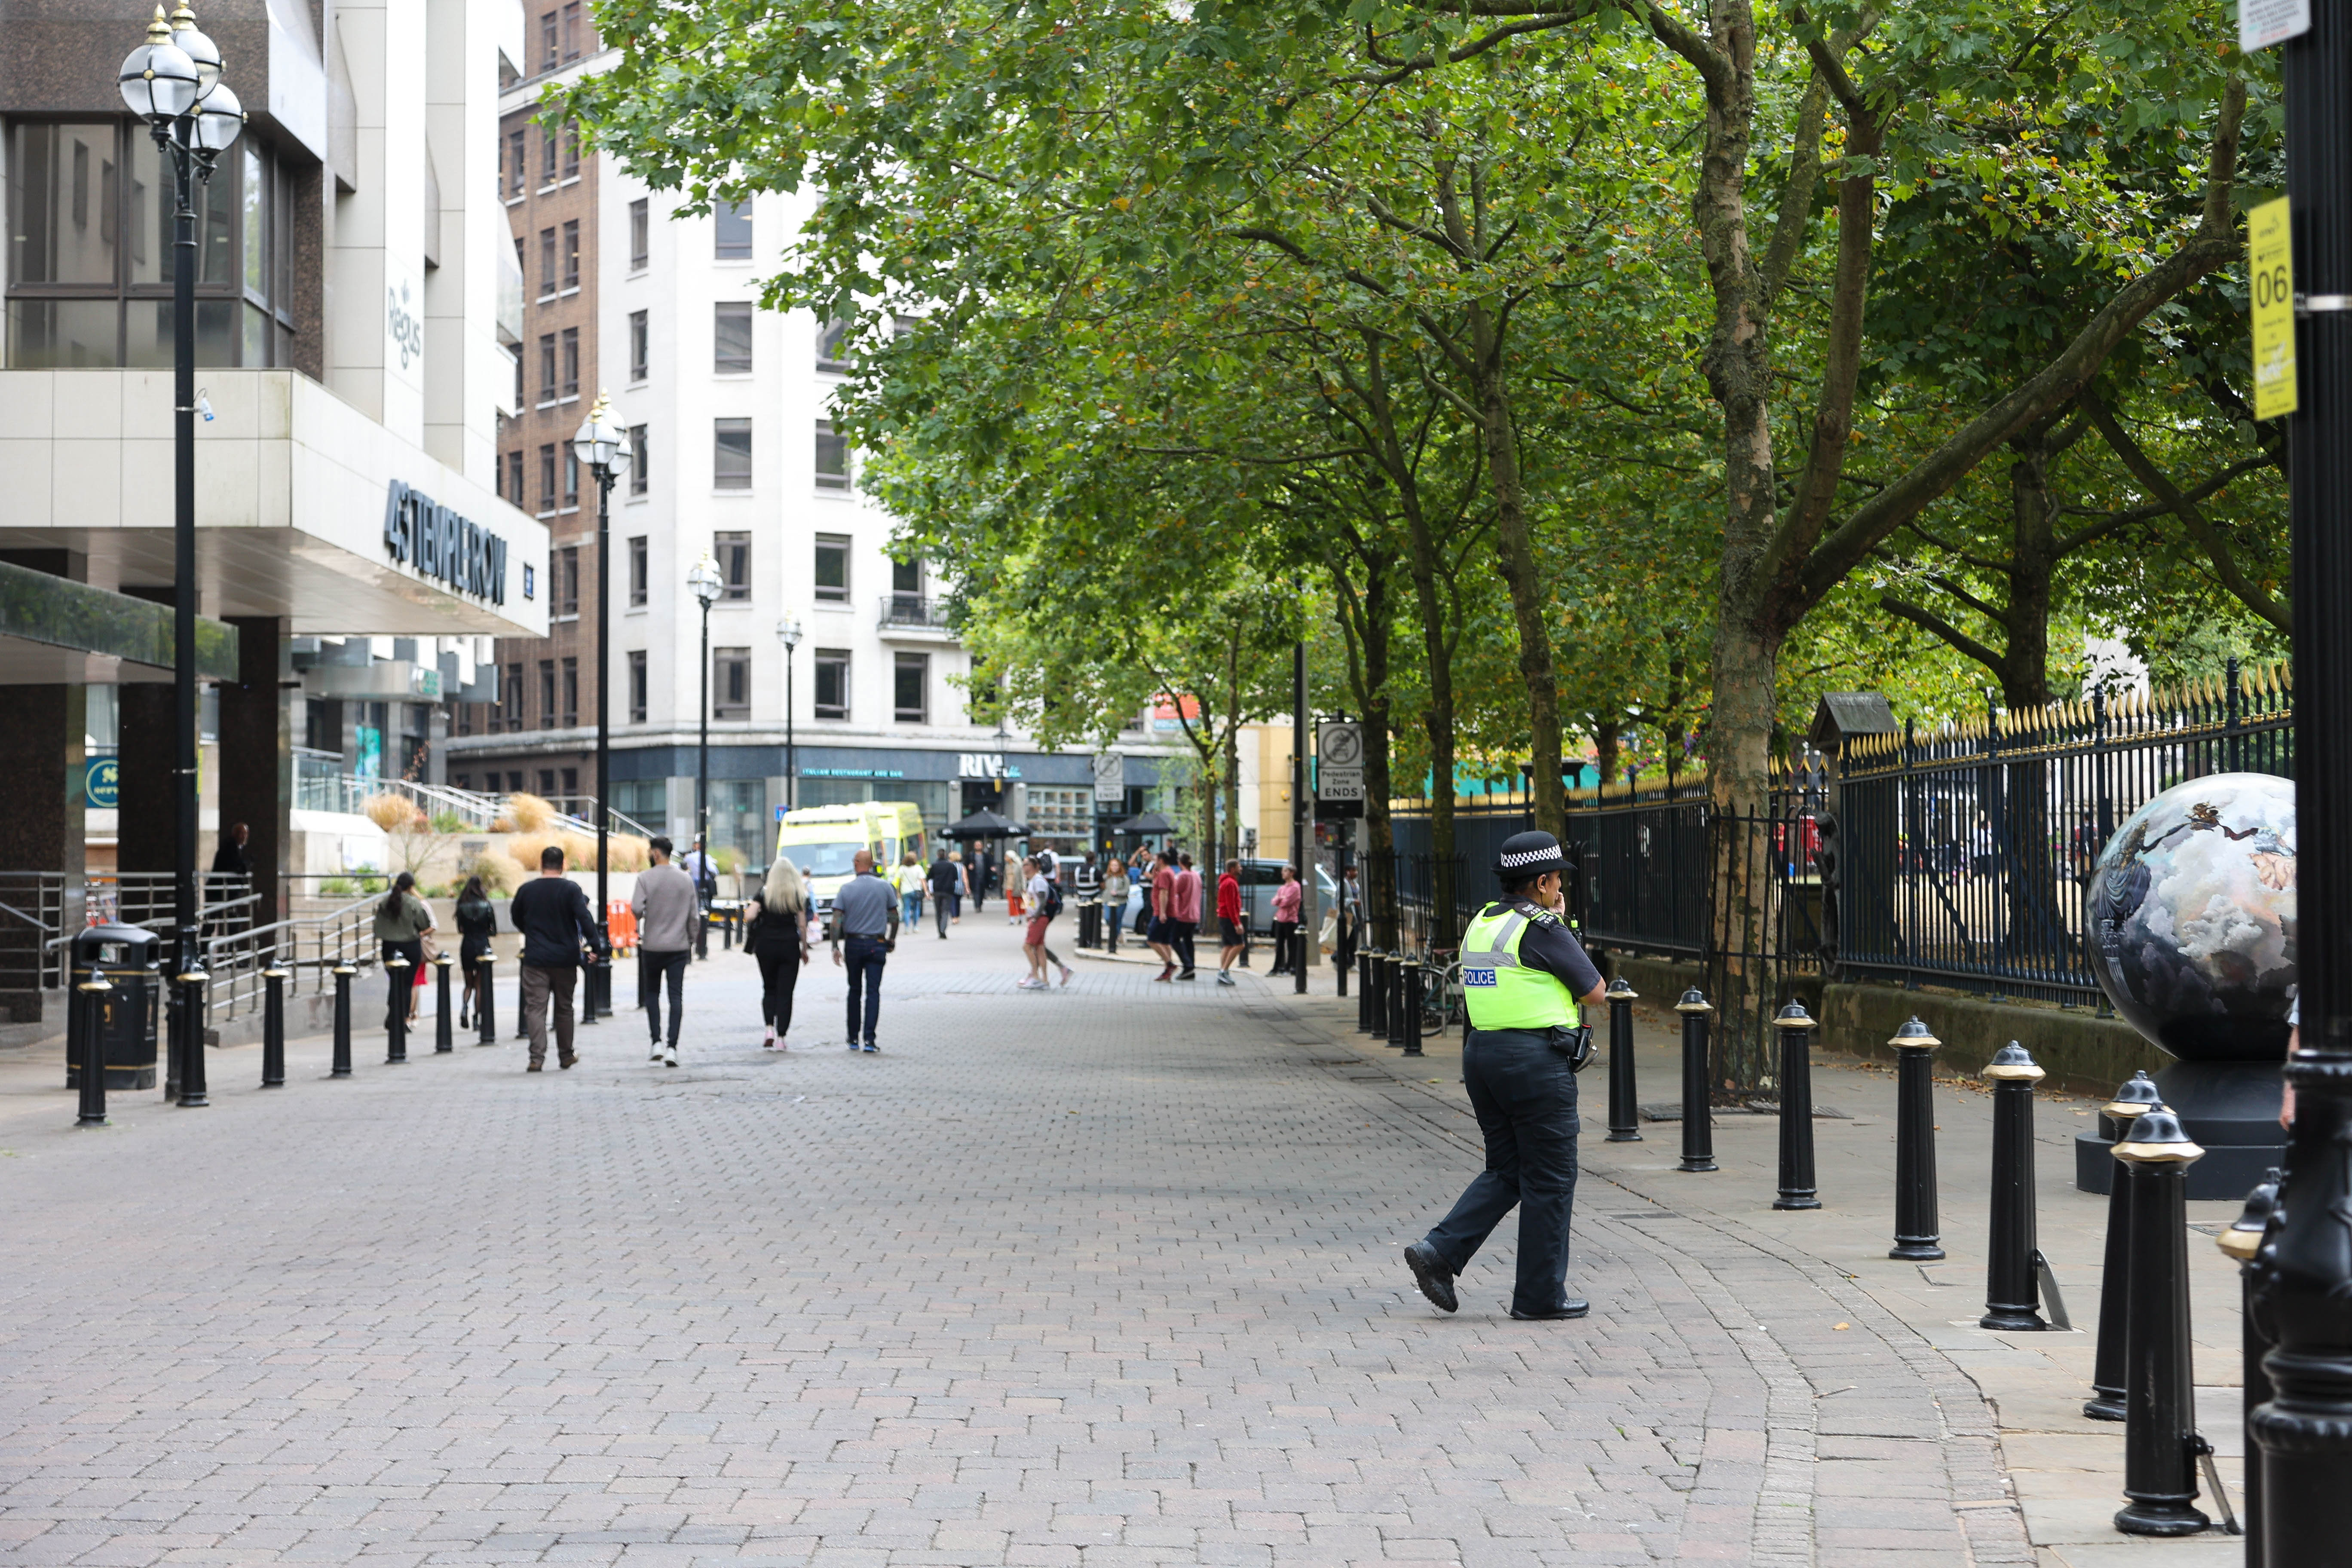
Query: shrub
505 792 556 833
363 791 421 833
468 853 511 893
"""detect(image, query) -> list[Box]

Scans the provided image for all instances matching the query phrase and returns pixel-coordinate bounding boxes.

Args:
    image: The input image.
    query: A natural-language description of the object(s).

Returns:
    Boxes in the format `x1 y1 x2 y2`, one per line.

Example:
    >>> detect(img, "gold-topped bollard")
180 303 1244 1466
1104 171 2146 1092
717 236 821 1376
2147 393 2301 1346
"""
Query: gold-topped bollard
1887 1016 1943 1260
2086 1070 2163 1420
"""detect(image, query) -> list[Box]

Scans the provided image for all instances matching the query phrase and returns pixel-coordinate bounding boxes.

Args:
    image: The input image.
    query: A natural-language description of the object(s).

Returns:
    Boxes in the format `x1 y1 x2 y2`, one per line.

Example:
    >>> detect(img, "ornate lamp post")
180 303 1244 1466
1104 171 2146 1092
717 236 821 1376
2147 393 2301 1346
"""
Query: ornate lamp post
687 556 723 956
119 2 242 1109
572 394 630 1014
776 616 801 814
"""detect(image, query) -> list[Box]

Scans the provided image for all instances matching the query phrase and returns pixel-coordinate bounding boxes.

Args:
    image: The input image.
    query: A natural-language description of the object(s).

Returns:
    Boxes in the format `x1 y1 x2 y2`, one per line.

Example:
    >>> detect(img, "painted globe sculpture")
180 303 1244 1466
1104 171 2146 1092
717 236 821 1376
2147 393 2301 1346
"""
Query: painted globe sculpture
2087 771 2295 1061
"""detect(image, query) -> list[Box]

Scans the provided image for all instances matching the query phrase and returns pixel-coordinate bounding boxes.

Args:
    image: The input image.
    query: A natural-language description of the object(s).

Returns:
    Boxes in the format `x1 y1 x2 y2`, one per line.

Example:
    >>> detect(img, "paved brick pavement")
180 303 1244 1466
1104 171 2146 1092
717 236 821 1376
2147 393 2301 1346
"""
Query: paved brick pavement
0 923 2030 1565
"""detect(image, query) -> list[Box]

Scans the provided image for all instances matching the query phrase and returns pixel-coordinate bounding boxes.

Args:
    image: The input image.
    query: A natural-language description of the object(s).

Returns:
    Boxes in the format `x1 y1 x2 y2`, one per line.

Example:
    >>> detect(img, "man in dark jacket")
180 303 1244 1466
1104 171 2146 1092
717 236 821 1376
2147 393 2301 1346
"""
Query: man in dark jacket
927 848 960 937
510 844 600 1070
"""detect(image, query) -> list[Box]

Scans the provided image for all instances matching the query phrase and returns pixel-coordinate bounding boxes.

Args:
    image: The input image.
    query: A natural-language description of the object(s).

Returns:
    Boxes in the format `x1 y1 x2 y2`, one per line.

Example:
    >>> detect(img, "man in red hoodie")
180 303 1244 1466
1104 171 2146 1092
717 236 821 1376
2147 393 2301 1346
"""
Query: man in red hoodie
1215 859 1246 986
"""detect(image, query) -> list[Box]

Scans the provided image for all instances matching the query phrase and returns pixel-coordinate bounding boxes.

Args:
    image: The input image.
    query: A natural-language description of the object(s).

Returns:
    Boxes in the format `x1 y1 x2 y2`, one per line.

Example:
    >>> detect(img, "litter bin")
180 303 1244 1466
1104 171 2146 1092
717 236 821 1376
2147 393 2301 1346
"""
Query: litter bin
64 922 162 1091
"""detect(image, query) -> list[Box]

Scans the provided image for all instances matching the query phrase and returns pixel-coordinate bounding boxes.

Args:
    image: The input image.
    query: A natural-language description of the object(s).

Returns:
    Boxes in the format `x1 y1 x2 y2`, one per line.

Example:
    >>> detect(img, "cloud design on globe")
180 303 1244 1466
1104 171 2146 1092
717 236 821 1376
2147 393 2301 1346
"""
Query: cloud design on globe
2089 771 2294 1062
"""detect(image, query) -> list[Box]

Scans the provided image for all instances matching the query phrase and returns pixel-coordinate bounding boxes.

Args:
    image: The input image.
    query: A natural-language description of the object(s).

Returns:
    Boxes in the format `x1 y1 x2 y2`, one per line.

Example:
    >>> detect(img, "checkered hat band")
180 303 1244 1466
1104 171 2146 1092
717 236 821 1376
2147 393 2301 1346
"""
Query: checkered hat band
1497 846 1561 868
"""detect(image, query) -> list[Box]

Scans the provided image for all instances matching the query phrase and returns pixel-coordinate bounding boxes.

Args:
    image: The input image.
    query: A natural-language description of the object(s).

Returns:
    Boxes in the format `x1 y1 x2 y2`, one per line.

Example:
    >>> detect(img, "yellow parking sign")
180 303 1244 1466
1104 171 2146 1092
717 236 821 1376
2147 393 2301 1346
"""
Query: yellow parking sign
2250 197 2297 421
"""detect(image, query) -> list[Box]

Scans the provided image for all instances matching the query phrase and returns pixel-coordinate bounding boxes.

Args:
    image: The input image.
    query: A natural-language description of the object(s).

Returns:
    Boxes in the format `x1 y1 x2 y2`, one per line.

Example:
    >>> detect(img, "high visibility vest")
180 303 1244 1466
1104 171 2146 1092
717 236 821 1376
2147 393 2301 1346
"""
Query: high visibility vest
1459 901 1579 1032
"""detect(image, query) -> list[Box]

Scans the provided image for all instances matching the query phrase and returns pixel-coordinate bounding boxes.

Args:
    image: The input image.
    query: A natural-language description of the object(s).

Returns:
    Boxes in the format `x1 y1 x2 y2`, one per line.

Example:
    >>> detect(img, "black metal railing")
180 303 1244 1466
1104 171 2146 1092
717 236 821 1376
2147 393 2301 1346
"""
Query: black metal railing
878 593 954 631
1834 657 2292 1004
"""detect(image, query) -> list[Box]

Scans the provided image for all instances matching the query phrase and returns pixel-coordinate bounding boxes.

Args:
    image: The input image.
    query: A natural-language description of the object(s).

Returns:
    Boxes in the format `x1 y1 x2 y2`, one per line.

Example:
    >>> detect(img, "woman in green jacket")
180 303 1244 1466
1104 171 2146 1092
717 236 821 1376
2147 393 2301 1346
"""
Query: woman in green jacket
371 871 437 1026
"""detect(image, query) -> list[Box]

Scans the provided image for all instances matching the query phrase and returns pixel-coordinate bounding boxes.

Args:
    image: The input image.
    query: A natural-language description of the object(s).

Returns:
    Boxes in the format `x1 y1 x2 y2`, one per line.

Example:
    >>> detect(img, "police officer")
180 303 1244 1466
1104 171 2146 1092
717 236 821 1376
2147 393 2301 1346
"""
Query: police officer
1404 830 1607 1320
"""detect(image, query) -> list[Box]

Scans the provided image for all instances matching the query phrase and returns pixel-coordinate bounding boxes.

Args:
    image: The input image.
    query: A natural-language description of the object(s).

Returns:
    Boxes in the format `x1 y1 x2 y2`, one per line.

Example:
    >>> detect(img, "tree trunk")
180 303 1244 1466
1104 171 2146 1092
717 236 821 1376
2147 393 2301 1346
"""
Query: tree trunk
1593 718 1622 789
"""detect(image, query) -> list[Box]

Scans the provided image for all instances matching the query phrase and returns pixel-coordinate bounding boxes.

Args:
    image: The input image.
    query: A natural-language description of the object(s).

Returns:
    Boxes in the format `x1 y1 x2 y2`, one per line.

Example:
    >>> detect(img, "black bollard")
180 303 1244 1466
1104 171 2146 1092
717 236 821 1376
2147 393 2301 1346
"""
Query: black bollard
1402 958 1424 1059
2112 1105 2209 1536
331 961 356 1077
1357 949 1373 1032
383 952 411 1063
1674 988 1716 1173
2086 1071 2163 1420
175 966 209 1108
582 946 601 1026
1773 1002 1821 1210
74 968 110 1127
1391 954 1412 1051
1887 1016 1945 1261
260 966 288 1087
433 953 455 1052
477 953 497 1045
2219 1168 2280 1563
1367 951 1387 1037
1980 1041 2049 1330
1605 978 1642 1142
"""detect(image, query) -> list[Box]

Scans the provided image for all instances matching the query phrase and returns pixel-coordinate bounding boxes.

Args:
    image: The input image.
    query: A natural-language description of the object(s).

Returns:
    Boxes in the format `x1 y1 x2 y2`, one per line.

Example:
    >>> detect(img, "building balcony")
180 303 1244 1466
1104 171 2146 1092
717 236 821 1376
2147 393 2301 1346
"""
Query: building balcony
877 594 958 641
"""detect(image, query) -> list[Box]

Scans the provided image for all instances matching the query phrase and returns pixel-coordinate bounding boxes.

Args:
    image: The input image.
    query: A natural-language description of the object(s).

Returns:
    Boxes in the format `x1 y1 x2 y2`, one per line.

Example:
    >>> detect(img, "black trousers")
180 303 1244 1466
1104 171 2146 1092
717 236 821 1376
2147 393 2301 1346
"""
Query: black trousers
641 948 689 1048
1421 1029 1580 1316
1172 921 1197 974
380 940 422 1029
842 935 886 1043
1271 920 1298 972
756 944 801 1033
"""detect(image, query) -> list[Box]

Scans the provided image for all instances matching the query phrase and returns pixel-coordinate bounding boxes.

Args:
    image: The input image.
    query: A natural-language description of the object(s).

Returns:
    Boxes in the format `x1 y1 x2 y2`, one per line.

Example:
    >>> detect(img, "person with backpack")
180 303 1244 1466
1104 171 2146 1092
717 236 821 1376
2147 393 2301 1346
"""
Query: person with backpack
1018 855 1075 989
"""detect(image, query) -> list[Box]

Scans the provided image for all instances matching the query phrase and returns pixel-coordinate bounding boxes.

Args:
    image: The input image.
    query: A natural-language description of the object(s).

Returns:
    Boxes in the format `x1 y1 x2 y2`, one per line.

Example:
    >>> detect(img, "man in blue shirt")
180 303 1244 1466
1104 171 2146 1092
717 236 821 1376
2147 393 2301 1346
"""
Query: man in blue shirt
829 848 900 1051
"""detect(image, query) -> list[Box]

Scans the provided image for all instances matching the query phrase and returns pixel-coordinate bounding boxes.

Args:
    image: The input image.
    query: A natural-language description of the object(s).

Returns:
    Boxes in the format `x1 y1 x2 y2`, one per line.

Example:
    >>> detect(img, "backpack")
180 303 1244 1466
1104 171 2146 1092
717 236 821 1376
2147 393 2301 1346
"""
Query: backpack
1044 879 1064 919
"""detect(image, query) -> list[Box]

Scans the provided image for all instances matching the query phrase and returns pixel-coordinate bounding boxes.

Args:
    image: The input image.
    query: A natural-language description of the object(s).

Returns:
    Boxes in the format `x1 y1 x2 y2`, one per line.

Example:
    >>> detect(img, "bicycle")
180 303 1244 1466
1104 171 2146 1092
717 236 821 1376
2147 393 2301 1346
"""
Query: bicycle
1418 952 1465 1037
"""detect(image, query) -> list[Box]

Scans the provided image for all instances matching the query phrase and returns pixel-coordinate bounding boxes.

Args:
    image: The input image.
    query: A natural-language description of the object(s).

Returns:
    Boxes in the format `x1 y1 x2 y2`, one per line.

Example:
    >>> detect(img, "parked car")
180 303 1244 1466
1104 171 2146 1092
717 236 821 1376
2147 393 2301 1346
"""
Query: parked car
1233 859 1339 937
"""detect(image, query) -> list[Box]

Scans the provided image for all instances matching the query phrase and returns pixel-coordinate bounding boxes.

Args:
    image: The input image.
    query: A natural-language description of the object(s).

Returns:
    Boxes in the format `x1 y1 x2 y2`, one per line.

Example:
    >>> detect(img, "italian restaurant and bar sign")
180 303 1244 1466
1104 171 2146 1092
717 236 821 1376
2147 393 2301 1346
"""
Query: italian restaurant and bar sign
382 480 509 604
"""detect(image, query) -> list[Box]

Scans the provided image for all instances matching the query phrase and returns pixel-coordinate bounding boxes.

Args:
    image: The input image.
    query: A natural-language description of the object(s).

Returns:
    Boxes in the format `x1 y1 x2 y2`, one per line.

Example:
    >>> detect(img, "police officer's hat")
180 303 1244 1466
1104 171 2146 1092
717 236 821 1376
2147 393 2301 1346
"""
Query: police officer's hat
1493 830 1565 883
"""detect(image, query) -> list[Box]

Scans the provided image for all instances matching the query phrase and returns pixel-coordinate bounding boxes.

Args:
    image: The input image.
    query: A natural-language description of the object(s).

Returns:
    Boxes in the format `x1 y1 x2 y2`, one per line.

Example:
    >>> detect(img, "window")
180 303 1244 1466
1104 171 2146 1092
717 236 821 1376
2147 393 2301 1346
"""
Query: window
562 0 582 59
504 664 524 731
712 648 750 720
539 10 558 70
561 766 578 798
713 418 752 490
894 653 929 724
628 309 647 380
538 332 556 400
563 122 581 181
813 649 850 720
512 344 524 408
506 129 526 197
560 325 579 398
538 444 557 511
538 768 557 797
891 557 922 603
816 315 850 372
508 771 524 793
628 535 648 606
814 420 850 490
628 426 648 495
560 657 579 727
538 661 556 729
628 650 647 724
813 534 849 602
714 199 751 259
561 219 579 289
629 197 649 269
556 546 579 617
563 447 579 508
541 126 557 187
538 227 555 295
715 531 751 600
504 450 524 504
714 302 753 373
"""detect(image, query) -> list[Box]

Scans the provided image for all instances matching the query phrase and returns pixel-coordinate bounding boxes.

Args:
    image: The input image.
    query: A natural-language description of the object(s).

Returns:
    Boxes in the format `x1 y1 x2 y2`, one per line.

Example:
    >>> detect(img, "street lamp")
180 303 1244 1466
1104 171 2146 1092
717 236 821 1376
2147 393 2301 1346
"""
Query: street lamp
687 554 723 959
776 616 801 815
120 0 242 1110
572 392 630 1015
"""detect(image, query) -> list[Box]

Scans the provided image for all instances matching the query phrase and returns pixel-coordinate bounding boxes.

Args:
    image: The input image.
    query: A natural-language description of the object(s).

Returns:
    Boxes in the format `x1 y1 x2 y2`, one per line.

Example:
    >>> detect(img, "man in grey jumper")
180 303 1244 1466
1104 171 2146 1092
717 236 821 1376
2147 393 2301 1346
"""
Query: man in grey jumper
631 836 699 1067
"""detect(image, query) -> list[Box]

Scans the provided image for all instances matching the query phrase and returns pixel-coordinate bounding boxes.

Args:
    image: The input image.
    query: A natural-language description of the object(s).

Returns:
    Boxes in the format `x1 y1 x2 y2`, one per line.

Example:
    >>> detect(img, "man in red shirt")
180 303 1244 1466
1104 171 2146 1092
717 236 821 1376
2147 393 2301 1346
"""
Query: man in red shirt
1172 851 1203 980
1215 859 1246 986
1148 849 1180 981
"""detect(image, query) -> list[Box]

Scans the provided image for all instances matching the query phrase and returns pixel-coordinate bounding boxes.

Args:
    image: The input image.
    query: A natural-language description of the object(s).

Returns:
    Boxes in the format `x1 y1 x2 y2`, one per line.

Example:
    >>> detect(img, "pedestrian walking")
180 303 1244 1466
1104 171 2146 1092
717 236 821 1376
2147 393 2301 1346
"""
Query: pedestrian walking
631 835 698 1067
747 855 812 1048
1006 844 1026 924
1270 864 1303 976
927 847 959 937
1147 848 1179 980
1403 831 1608 1321
1172 851 1202 980
509 844 600 1071
454 875 497 1029
894 851 927 928
1103 856 1129 951
970 848 988 913
1216 859 1246 986
680 839 718 955
829 848 899 1051
371 871 436 1028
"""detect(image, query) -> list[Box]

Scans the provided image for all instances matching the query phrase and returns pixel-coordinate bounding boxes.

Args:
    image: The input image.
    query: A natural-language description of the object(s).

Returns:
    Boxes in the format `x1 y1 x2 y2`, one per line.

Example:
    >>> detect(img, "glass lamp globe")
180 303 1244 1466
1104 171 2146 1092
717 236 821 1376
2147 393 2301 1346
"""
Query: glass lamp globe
777 616 802 650
120 6 202 120
687 554 723 609
193 83 244 153
168 1 223 98
571 392 628 471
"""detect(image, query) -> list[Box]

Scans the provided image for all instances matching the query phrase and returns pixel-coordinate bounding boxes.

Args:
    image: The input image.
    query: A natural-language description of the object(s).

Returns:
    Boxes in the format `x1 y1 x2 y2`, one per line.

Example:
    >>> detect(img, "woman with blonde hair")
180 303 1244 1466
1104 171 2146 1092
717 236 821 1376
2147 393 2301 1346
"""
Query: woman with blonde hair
745 854 812 1048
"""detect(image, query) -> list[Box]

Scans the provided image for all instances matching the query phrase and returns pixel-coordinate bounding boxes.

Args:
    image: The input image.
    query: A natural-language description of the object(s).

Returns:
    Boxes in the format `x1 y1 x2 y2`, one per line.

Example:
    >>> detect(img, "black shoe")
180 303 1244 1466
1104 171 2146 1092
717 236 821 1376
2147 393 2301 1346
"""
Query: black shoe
1508 1299 1590 1320
1177 970 1197 981
1404 1243 1458 1313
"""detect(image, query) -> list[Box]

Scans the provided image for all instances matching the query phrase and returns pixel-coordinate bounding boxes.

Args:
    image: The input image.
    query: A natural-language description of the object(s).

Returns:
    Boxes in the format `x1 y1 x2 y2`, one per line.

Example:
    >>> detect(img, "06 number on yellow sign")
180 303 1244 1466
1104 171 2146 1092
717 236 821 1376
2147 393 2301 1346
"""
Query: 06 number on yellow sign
2250 197 2297 421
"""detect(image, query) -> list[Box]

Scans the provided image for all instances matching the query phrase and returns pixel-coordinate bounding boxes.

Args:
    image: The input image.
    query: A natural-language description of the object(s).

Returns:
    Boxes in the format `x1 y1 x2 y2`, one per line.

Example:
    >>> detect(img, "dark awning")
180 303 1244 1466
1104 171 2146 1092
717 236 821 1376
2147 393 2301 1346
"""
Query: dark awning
1110 812 1175 835
944 808 1028 839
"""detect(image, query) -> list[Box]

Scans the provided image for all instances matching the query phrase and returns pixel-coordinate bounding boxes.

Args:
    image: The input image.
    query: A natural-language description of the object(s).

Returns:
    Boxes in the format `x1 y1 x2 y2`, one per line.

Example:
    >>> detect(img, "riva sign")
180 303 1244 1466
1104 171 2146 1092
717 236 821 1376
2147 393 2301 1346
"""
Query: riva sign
382 480 508 604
